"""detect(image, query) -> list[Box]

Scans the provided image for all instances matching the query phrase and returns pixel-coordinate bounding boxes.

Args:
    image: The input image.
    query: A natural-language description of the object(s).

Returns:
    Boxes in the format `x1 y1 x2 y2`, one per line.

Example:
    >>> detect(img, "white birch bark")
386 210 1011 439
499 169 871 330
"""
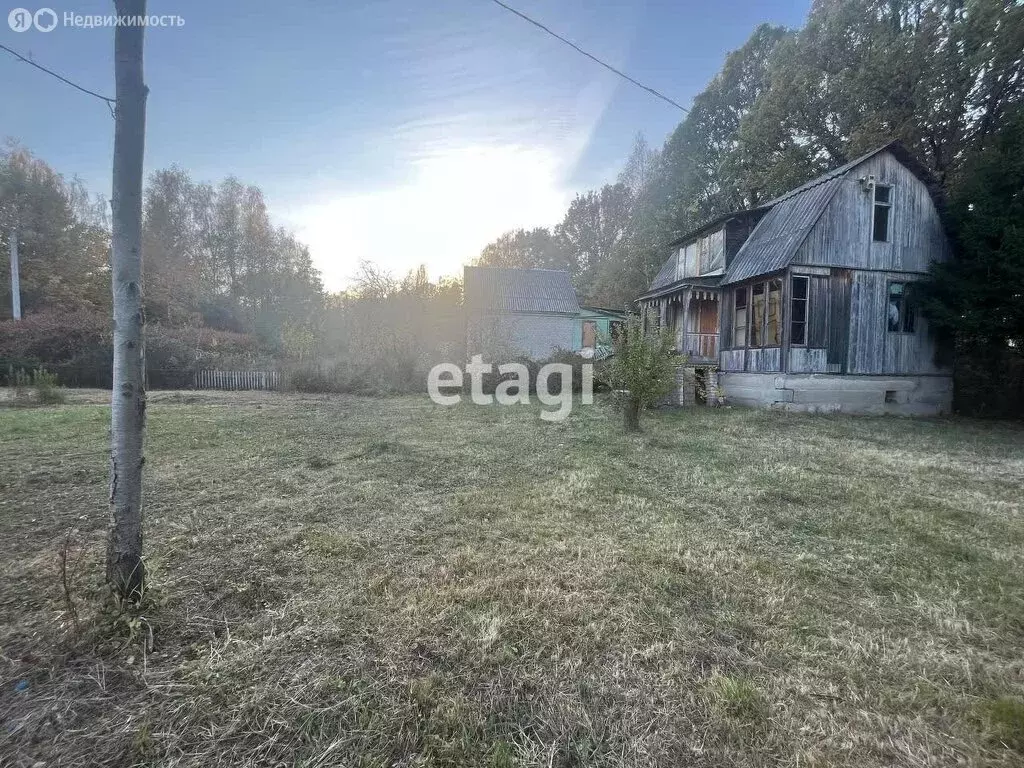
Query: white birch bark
107 0 148 599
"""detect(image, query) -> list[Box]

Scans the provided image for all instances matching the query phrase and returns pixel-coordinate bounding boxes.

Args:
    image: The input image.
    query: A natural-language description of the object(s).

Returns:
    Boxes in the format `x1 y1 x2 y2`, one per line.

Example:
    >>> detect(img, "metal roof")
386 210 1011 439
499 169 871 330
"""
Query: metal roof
464 266 580 315
640 273 724 301
649 252 680 291
665 211 753 249
720 143 932 285
721 175 843 284
643 141 944 292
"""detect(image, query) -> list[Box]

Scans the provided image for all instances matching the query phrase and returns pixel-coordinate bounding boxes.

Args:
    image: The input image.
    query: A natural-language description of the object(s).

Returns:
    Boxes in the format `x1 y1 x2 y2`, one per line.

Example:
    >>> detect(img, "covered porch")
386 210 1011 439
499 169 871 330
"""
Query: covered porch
648 284 721 364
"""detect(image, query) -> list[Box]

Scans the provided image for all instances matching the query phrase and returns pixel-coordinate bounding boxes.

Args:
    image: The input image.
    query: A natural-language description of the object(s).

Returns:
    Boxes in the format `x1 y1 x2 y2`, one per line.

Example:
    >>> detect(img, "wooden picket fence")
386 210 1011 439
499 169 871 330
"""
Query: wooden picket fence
194 369 282 391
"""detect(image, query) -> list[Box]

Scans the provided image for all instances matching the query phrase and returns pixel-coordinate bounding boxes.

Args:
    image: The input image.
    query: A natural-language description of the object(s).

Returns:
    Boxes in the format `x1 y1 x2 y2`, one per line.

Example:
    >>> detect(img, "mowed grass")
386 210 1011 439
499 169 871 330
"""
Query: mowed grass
1 391 1024 767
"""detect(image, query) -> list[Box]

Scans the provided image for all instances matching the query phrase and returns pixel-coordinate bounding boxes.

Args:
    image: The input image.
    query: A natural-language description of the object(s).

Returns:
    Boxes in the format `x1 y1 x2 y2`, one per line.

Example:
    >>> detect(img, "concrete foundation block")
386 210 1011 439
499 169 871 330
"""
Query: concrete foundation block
720 373 953 416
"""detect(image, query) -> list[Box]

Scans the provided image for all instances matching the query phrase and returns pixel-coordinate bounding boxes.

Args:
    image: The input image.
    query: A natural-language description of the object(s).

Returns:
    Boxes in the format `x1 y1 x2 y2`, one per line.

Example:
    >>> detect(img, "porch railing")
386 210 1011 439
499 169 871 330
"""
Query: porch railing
680 332 718 360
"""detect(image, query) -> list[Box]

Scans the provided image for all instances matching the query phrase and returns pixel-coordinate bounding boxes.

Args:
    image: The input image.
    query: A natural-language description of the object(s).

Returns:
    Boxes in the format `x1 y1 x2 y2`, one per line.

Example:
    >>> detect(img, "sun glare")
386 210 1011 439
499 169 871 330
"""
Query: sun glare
286 143 572 291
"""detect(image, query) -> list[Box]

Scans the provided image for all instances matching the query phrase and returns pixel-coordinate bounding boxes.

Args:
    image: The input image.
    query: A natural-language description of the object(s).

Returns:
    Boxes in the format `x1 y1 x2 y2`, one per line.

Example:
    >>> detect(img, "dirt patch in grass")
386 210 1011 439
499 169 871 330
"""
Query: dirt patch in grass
1 391 1023 766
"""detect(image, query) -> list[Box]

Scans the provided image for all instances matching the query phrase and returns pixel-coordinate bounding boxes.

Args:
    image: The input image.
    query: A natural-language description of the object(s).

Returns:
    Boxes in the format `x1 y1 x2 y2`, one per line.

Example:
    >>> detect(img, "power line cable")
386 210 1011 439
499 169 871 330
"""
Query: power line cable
486 0 688 113
0 42 116 116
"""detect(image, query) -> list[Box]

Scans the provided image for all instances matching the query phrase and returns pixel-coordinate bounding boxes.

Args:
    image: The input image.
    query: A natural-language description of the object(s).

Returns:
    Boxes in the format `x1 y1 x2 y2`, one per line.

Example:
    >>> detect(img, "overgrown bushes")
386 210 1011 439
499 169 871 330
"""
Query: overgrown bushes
0 309 277 389
6 367 65 406
952 346 1024 419
287 349 609 397
478 350 608 396
287 354 422 396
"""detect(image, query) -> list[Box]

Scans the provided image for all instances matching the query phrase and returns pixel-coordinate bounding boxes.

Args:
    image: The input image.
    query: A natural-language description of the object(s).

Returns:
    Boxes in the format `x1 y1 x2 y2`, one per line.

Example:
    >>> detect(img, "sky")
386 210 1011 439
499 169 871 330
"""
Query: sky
1 0 811 291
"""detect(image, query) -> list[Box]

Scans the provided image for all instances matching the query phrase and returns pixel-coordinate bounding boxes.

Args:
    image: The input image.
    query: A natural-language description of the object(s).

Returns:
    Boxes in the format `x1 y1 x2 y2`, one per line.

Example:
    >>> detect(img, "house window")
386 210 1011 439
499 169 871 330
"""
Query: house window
887 281 915 333
748 278 783 348
750 283 765 347
873 185 892 242
790 276 808 345
582 320 597 348
766 279 782 346
733 287 748 348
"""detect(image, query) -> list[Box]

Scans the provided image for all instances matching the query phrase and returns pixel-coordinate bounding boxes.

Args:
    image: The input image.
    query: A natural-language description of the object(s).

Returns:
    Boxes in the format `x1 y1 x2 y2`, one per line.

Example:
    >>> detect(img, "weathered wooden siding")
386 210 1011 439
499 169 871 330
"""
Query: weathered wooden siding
793 151 951 273
827 270 851 370
746 347 782 372
468 312 575 360
711 151 952 380
720 288 734 350
789 348 829 373
806 276 829 348
846 270 947 375
721 349 745 371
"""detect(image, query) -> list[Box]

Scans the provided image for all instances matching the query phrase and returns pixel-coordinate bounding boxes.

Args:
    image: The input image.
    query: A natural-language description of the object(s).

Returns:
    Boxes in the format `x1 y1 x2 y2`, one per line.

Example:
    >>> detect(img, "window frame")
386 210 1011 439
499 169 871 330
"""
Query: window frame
733 286 748 349
872 184 892 243
765 278 783 346
790 275 809 347
886 280 916 334
746 278 784 349
750 282 766 348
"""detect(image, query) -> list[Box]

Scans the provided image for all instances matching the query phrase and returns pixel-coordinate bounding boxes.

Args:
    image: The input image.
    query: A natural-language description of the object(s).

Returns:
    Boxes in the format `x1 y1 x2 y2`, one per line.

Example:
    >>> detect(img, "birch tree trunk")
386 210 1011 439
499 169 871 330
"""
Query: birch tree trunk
107 0 148 600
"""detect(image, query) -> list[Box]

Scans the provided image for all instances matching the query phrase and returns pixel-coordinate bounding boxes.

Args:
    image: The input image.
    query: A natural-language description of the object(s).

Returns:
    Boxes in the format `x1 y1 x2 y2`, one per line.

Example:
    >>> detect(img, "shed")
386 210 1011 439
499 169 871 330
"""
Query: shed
573 306 626 358
464 266 580 360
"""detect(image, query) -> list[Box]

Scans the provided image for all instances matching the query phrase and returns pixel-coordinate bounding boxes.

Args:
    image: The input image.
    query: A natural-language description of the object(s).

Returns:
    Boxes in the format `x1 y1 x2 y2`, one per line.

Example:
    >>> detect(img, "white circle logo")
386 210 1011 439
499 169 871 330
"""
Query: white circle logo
33 7 57 32
8 7 33 31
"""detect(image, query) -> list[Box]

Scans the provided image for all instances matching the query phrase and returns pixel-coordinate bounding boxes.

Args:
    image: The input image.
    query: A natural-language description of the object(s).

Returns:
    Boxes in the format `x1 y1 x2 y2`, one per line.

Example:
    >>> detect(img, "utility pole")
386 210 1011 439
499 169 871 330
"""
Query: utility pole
107 0 148 601
8 228 20 320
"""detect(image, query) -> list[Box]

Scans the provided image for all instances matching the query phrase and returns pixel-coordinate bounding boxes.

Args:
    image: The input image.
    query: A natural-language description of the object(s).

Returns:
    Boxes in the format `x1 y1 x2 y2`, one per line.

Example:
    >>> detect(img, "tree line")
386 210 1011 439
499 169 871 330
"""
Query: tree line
478 0 1023 313
0 146 324 352
2 0 1021 411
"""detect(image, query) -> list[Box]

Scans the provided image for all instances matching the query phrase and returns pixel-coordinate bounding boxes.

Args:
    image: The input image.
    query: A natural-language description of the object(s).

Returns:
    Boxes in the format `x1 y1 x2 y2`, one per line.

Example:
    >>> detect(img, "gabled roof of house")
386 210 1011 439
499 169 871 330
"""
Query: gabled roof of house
649 252 682 292
720 173 844 285
641 141 944 295
579 305 628 318
665 210 752 249
640 272 724 301
721 141 941 285
464 266 580 315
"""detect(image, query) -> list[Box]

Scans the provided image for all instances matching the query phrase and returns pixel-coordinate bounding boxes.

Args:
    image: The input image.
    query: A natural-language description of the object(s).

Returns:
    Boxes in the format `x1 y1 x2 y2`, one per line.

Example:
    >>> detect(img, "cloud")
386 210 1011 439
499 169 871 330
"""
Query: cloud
276 0 629 291
284 142 574 291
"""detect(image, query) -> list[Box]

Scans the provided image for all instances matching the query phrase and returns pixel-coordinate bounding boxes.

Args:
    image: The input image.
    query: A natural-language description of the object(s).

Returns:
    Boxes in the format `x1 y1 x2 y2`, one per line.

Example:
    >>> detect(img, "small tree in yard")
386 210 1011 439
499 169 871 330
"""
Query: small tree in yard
604 313 680 432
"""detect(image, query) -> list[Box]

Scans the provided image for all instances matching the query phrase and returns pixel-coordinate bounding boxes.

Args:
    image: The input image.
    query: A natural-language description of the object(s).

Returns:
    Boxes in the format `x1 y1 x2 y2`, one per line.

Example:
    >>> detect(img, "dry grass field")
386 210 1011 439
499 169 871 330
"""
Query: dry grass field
1 390 1023 767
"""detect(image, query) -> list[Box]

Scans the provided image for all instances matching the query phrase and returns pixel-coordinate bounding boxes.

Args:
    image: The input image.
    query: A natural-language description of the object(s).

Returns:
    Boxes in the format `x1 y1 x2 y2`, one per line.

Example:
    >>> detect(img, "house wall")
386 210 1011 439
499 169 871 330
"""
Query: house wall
846 270 947 375
719 372 952 416
792 151 952 272
467 313 575 360
572 312 621 351
719 152 951 381
675 228 725 280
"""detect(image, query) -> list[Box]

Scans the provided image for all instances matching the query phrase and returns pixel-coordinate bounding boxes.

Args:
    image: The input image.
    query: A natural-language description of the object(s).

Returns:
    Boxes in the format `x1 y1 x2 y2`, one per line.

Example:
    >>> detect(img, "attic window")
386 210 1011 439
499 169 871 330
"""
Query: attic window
872 185 892 242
